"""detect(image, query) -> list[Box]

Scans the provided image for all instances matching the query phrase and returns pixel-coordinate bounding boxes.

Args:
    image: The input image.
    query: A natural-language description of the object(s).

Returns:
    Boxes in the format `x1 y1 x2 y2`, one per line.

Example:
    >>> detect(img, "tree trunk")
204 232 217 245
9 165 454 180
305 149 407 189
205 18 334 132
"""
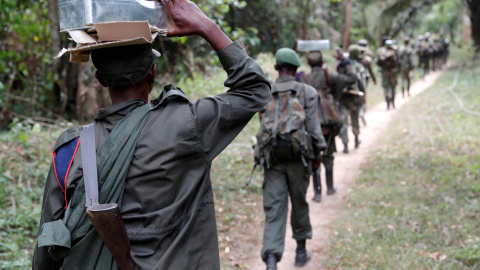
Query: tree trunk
462 4 472 46
47 0 61 74
299 0 310 39
465 0 480 54
343 0 352 49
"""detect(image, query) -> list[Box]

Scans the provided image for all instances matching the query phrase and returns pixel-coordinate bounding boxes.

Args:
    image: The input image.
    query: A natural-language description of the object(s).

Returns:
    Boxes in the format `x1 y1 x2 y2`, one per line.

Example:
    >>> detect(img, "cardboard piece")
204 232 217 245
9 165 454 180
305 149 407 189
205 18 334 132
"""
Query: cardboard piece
56 21 167 63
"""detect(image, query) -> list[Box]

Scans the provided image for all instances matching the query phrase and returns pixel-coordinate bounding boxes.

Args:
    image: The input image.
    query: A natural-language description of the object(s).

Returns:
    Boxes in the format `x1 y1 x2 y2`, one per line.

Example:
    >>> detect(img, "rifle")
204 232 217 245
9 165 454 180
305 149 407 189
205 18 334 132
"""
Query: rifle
86 203 139 270
81 124 138 270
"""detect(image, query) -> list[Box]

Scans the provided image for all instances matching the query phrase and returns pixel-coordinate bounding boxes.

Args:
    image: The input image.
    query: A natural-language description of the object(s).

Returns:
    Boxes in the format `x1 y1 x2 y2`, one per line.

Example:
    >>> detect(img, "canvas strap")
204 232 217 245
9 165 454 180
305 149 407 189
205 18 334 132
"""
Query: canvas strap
80 123 99 207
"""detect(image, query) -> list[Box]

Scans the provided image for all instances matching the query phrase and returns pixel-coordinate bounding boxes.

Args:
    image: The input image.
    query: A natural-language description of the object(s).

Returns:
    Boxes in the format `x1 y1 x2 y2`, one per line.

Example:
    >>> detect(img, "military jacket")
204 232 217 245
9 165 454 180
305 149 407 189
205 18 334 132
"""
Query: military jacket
300 66 357 101
32 41 271 270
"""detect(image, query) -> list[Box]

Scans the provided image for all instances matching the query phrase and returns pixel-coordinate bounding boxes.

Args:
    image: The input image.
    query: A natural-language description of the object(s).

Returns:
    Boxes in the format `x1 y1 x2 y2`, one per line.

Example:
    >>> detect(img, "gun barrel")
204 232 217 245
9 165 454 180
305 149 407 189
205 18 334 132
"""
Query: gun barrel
86 203 138 270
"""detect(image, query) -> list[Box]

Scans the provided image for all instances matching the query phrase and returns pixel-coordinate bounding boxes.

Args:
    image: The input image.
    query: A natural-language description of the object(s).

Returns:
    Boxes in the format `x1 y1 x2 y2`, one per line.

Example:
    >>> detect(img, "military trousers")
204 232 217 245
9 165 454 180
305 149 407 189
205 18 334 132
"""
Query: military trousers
401 68 412 95
339 95 360 145
381 71 397 102
261 161 312 262
419 57 430 77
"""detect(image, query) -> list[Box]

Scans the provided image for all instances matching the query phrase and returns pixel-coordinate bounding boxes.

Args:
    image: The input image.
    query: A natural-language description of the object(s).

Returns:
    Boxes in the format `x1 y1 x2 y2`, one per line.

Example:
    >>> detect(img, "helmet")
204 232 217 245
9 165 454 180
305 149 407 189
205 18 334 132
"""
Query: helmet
348 44 360 60
358 39 368 47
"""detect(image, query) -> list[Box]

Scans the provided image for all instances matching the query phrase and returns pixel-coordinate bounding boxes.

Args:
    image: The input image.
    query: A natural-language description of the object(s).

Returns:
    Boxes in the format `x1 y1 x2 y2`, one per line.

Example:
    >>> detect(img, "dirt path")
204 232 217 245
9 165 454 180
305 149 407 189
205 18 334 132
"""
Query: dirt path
243 70 443 270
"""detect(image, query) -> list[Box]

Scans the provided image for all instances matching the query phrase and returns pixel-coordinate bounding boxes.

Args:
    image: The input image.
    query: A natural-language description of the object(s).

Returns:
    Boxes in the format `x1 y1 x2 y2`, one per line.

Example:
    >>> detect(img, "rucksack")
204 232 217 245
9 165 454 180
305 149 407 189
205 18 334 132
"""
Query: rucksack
376 47 397 71
255 84 311 169
303 72 343 136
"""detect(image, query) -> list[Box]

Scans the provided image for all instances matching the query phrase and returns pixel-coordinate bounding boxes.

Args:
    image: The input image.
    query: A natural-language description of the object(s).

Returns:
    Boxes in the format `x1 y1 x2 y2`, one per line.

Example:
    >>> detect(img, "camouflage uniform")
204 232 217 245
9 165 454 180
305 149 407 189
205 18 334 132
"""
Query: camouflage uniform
337 57 363 151
376 45 398 109
399 41 414 97
299 52 356 199
417 38 432 78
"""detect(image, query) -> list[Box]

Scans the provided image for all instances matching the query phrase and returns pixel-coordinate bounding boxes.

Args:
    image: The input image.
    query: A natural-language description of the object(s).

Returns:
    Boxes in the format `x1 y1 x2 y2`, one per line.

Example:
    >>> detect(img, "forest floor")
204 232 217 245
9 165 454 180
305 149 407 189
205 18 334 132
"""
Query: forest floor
237 70 443 270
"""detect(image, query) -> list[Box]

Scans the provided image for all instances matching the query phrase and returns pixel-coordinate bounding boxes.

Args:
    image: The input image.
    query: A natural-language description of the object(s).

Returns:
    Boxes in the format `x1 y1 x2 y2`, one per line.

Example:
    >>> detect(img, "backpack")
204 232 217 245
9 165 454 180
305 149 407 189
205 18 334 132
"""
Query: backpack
418 41 430 57
303 72 343 136
376 47 397 71
255 84 311 169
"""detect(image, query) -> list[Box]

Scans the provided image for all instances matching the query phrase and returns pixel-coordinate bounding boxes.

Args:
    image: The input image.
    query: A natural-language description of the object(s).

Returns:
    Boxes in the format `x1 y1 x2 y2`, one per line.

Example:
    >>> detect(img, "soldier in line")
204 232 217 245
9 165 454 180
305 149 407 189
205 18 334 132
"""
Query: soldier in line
375 36 399 110
441 34 450 67
417 34 432 78
299 51 357 201
336 47 363 153
357 39 376 126
260 48 326 270
432 38 444 71
399 37 414 97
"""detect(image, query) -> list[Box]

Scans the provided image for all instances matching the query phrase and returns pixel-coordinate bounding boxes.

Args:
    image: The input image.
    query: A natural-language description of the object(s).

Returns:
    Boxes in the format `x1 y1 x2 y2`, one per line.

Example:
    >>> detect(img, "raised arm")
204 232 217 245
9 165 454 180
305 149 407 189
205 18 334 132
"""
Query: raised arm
160 0 232 52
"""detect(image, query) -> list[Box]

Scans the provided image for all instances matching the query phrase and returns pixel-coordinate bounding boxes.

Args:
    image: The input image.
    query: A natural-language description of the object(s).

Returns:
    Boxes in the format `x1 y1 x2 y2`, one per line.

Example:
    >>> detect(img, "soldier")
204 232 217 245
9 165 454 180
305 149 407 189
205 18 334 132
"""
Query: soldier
299 50 356 201
440 34 450 68
260 48 326 270
32 1 271 269
375 37 399 110
357 39 377 126
336 47 363 153
399 37 414 97
432 38 444 71
418 33 432 78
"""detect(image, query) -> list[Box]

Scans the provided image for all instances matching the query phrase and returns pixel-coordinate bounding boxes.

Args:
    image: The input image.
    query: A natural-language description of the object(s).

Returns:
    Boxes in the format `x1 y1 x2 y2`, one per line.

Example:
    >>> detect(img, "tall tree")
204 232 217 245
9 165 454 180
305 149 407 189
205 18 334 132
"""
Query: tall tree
343 0 352 49
464 0 480 54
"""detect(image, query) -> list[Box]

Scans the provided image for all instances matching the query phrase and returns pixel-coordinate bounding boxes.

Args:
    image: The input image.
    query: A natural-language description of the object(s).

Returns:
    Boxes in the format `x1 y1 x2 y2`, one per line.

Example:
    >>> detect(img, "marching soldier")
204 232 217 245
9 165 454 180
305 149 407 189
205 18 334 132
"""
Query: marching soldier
399 37 414 97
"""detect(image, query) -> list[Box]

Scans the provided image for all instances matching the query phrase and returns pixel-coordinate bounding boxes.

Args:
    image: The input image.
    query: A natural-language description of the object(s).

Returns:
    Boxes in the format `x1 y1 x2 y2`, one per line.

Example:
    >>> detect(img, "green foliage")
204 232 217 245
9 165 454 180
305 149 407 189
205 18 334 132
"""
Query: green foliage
325 47 480 269
0 0 55 121
0 120 64 268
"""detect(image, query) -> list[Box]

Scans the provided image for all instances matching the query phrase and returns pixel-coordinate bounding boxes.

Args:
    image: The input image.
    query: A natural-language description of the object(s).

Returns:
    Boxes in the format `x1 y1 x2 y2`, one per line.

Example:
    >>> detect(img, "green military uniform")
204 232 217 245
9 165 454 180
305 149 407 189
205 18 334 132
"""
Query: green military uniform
417 37 432 78
336 58 363 151
261 75 326 262
399 42 414 97
376 45 398 109
33 41 271 270
300 62 356 195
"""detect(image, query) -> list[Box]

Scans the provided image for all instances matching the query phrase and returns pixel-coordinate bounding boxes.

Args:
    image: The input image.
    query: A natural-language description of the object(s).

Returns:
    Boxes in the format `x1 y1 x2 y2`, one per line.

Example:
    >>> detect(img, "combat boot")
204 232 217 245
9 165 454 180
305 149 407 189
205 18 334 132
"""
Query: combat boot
386 98 390 110
265 254 277 270
391 98 395 109
312 176 322 202
355 136 361 149
343 143 349 154
326 169 336 195
295 240 311 267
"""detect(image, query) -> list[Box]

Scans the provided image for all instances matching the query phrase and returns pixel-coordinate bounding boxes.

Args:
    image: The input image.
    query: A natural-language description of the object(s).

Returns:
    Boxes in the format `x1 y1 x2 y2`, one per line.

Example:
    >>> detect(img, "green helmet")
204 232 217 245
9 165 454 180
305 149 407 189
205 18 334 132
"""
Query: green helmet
348 44 361 60
275 48 302 67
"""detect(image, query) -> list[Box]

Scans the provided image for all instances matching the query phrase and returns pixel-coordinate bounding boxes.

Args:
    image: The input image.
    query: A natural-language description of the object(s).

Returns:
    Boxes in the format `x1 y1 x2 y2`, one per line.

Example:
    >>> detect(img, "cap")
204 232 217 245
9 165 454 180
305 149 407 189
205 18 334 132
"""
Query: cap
91 44 160 89
358 39 368 47
307 51 323 66
348 44 360 60
275 48 302 67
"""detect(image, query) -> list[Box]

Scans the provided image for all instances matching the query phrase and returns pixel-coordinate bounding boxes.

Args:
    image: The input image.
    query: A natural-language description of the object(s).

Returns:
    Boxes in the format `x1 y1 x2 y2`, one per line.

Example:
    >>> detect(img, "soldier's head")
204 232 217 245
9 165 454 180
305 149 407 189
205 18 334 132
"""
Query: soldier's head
357 39 368 47
404 36 410 45
275 48 301 75
306 51 323 67
424 32 431 41
382 36 389 45
348 44 361 61
91 44 159 93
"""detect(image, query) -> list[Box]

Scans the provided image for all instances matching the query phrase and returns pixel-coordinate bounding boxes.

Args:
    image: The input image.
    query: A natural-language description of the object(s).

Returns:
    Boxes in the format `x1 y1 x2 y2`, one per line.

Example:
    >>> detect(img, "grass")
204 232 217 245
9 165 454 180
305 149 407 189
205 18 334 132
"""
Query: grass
324 47 480 269
0 120 65 269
